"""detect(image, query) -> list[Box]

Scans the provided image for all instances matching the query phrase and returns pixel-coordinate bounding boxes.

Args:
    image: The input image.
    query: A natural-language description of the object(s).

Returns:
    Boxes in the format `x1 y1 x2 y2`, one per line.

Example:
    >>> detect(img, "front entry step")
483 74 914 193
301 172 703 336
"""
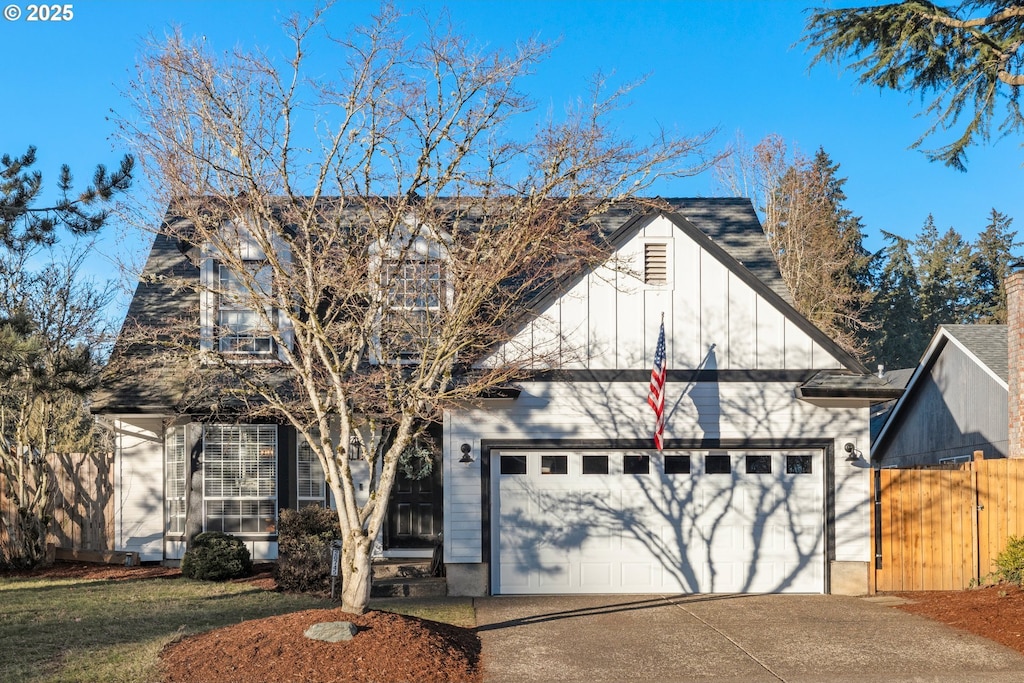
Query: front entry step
372 558 433 580
370 558 446 598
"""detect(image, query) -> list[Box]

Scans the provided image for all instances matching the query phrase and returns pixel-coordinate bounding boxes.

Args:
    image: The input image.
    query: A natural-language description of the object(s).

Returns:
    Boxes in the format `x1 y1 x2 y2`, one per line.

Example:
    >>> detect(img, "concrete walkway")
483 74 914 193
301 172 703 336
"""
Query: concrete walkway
474 594 1024 682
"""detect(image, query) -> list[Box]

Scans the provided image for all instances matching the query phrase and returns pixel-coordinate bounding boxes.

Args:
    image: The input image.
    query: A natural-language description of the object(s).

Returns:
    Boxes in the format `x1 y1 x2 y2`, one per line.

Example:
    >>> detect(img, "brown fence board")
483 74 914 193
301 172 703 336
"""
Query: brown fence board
874 456 1024 592
1 452 113 562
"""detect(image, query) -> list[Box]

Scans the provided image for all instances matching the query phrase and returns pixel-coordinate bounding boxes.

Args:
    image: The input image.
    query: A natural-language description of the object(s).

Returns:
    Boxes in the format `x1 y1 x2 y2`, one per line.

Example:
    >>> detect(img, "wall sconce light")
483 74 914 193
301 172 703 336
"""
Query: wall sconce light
844 442 859 462
459 443 474 464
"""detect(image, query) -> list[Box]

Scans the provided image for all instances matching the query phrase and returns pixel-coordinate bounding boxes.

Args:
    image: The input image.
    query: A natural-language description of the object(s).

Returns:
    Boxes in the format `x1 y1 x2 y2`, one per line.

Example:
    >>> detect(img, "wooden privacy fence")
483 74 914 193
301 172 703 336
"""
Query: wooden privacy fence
0 451 114 559
872 455 1024 592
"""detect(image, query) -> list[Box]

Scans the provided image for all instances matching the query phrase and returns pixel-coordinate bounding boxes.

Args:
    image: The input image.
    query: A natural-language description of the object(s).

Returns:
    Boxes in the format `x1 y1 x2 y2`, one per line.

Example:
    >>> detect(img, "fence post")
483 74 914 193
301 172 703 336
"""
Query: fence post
971 453 983 585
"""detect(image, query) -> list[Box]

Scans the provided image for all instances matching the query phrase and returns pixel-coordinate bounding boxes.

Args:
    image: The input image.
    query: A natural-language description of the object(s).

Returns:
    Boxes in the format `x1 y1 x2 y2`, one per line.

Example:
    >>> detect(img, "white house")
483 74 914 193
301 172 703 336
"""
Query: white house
94 197 899 596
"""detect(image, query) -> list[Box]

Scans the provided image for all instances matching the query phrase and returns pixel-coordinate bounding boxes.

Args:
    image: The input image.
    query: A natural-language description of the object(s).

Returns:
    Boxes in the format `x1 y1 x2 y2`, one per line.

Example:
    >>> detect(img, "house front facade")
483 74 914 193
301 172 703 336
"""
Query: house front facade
95 197 896 596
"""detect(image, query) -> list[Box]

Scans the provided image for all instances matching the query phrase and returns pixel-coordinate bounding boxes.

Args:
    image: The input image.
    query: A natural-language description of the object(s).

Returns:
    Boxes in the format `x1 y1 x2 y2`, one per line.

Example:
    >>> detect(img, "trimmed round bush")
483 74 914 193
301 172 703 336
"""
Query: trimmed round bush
994 535 1024 586
275 505 341 593
181 531 252 581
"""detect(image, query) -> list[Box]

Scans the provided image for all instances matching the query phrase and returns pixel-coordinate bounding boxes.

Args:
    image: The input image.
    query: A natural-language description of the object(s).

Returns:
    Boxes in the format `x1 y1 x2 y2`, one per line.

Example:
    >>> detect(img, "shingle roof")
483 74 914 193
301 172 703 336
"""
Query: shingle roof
664 198 794 306
93 197 805 413
940 324 1008 382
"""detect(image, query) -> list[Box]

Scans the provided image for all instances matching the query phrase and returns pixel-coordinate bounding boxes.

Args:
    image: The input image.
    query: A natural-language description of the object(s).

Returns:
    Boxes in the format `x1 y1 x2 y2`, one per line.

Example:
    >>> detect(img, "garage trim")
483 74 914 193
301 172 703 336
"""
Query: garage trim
479 437 837 594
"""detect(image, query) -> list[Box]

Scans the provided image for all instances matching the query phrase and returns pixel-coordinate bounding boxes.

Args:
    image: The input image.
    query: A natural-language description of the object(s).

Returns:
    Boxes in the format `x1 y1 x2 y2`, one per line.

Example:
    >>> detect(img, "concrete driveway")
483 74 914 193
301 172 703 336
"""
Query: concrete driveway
474 594 1024 682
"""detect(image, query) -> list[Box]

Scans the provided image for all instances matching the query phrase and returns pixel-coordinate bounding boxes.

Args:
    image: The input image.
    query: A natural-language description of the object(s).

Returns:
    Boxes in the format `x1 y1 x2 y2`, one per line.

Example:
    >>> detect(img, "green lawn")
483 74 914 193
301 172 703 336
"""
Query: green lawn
0 572 473 683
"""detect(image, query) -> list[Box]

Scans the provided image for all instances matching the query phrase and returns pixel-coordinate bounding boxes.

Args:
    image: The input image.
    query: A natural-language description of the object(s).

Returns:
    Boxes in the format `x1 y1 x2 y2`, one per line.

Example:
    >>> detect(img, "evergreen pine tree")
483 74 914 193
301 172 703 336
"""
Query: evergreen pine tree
868 231 925 368
972 209 1020 323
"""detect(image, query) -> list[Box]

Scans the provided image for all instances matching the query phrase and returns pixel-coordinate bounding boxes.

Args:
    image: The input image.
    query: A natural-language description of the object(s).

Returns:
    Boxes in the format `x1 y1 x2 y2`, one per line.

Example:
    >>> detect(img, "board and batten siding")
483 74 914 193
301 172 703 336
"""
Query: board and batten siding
491 215 845 372
877 341 1009 466
111 416 167 561
443 381 871 565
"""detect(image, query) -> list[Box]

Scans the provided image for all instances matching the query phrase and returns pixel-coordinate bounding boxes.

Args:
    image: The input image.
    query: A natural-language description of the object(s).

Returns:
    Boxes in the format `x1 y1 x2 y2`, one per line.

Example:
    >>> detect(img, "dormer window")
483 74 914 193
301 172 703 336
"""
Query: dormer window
198 218 292 359
381 258 445 359
370 215 452 363
217 261 276 355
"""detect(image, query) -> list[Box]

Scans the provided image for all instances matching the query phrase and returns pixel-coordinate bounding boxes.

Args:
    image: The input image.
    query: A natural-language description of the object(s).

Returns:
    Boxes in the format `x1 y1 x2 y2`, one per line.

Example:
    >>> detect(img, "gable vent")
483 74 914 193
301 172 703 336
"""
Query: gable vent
644 243 668 285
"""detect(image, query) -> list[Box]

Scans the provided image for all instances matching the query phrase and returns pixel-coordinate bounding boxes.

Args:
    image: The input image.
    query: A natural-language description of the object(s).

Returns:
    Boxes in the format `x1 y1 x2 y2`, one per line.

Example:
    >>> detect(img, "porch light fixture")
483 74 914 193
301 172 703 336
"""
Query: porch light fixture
844 442 859 462
459 443 474 464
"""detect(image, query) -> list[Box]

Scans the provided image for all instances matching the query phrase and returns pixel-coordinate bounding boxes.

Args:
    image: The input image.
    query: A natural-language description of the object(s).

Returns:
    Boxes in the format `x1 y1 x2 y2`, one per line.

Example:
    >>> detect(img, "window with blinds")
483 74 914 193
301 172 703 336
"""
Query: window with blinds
203 424 278 534
297 437 327 507
644 243 668 285
165 425 187 536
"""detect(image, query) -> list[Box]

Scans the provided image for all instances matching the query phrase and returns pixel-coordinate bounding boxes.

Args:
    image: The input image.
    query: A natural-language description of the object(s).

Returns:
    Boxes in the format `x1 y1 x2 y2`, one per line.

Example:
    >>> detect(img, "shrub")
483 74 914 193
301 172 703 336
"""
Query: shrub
994 536 1024 586
275 506 341 593
181 531 252 581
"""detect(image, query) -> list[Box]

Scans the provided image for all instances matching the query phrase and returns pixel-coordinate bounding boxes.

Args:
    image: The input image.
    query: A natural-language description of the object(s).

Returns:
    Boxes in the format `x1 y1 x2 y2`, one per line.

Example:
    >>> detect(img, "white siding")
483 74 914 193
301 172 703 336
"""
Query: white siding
490 216 845 372
444 381 871 565
112 417 166 561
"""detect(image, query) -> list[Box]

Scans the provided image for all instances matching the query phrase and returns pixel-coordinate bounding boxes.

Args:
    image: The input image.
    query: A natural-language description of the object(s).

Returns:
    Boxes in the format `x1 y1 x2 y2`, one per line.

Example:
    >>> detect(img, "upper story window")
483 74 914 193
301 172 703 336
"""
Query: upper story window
371 215 452 363
217 261 276 355
200 218 293 359
381 258 445 358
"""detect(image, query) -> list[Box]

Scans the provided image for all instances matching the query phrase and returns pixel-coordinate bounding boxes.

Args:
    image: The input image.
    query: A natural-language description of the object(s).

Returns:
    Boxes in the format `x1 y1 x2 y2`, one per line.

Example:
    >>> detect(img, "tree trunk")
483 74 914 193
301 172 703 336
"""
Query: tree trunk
339 532 373 614
184 424 204 551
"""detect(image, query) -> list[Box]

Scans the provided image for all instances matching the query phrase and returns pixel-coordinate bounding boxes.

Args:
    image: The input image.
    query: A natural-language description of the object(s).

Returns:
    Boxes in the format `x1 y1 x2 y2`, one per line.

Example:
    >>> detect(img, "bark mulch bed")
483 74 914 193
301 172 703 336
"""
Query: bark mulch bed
894 584 1024 656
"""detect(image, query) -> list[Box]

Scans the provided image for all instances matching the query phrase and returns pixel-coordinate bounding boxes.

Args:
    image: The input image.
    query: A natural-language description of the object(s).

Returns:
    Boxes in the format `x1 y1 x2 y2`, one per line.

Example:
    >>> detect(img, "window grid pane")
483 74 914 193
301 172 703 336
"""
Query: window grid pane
203 425 278 534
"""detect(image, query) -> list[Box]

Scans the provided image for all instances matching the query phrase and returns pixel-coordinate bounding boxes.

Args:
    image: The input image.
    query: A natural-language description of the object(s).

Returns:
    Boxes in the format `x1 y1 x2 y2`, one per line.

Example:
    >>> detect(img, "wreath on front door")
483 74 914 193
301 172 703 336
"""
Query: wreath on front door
397 440 434 480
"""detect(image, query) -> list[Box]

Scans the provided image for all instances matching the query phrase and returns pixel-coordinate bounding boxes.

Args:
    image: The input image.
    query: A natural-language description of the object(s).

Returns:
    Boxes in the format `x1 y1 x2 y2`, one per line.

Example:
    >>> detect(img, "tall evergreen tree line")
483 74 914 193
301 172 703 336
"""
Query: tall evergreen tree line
868 208 1019 368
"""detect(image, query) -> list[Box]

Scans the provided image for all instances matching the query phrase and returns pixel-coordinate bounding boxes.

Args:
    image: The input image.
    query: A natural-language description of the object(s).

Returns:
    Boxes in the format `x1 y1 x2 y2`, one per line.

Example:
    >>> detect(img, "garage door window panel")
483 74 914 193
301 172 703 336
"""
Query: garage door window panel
665 454 691 474
582 455 609 475
623 454 650 475
500 455 527 475
745 455 772 474
705 454 731 474
541 455 567 475
786 455 813 474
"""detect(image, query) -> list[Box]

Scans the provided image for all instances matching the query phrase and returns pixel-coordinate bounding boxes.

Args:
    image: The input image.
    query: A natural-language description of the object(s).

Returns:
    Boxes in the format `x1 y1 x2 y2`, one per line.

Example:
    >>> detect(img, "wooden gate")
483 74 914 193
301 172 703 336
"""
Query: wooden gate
872 454 1024 592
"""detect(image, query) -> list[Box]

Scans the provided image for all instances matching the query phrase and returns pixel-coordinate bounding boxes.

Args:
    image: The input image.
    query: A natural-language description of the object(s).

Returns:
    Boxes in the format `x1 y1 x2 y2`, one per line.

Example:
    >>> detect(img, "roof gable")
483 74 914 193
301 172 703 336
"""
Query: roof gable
871 324 1008 458
489 199 865 373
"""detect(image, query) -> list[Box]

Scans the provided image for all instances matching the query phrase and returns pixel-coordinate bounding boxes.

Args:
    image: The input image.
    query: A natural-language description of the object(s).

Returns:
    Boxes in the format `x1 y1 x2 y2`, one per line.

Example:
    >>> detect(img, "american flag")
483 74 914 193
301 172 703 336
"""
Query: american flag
647 321 667 451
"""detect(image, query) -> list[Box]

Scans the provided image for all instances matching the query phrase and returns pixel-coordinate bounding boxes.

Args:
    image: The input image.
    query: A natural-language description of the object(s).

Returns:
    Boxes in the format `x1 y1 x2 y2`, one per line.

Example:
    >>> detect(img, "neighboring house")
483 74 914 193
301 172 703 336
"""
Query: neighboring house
872 325 1008 468
869 368 915 441
94 197 900 596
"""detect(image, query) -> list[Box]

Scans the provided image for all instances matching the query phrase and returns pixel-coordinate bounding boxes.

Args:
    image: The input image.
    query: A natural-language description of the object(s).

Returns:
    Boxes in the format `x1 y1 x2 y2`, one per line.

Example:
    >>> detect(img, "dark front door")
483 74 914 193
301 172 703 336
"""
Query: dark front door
386 457 443 548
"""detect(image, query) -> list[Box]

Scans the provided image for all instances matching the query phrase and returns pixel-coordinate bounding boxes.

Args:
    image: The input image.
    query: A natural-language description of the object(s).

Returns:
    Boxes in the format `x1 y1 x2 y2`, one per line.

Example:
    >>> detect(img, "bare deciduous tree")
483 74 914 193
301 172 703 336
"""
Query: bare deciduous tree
717 134 874 356
116 4 719 613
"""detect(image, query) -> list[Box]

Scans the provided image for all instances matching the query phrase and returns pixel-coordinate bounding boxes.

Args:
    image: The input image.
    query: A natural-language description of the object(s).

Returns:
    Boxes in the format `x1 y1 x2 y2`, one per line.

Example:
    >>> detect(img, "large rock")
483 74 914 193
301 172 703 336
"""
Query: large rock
304 621 359 643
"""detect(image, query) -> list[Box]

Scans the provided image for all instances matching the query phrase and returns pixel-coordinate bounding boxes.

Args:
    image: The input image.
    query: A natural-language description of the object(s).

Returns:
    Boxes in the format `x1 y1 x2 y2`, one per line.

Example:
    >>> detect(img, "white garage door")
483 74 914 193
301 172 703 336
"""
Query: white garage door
492 449 824 594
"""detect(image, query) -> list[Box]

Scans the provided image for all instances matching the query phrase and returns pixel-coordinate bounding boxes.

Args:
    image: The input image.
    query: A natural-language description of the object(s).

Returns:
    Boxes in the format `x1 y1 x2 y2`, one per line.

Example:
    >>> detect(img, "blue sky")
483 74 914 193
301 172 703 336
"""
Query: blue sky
4 0 1023 320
